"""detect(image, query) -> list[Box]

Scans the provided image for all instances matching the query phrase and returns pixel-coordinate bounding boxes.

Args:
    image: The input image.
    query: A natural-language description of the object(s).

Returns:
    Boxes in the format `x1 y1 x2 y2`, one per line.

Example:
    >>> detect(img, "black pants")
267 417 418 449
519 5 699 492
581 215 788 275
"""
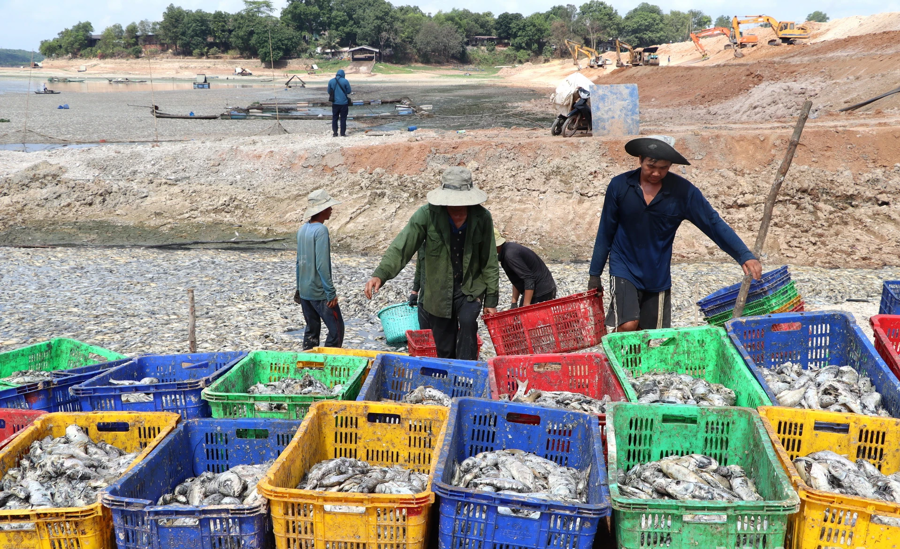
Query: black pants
299 298 344 348
605 276 671 330
424 293 482 360
331 104 348 135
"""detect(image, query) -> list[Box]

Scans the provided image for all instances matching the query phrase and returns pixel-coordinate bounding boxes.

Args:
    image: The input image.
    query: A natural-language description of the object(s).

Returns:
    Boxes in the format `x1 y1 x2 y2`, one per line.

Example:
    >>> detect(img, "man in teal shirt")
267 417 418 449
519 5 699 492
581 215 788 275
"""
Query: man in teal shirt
295 189 343 348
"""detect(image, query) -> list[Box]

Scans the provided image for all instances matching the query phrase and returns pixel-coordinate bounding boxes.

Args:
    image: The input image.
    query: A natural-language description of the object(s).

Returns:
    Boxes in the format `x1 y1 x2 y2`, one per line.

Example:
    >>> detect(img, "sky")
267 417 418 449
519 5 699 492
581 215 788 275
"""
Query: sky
2 0 898 51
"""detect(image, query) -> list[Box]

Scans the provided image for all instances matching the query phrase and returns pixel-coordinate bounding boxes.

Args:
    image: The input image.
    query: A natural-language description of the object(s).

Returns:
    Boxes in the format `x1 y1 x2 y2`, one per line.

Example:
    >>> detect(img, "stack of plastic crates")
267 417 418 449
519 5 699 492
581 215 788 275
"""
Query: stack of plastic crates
72 352 247 418
258 401 449 549
0 338 127 411
0 409 45 451
102 418 302 549
0 411 179 549
357 354 490 402
881 280 900 314
697 266 804 326
433 398 610 549
607 403 799 548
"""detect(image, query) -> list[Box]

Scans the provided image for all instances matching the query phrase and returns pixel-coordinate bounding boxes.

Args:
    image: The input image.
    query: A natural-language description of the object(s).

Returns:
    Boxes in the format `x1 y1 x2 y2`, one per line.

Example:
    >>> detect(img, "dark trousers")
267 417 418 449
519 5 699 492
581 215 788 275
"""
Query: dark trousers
417 302 431 331
299 298 344 348
331 104 348 135
425 293 482 360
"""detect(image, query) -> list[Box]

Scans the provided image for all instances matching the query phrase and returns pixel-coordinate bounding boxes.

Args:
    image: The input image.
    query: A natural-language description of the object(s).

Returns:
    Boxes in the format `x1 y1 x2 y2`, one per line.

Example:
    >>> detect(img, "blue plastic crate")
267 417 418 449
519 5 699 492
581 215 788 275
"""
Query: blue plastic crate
881 281 900 315
433 398 610 549
101 418 302 549
357 354 490 403
697 266 791 316
48 358 131 411
725 311 900 417
72 352 246 418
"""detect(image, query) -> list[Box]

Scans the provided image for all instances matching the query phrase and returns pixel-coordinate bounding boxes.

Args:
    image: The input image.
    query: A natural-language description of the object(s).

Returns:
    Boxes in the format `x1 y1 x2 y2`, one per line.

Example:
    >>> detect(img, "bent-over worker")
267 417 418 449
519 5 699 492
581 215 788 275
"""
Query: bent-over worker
495 229 557 308
295 189 344 348
365 167 499 360
588 135 762 331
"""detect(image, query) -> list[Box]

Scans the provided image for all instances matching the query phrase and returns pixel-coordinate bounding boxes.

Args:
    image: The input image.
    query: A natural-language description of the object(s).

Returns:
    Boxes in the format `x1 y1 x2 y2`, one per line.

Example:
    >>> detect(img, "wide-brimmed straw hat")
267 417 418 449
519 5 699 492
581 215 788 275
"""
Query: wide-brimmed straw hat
494 228 505 246
305 189 341 219
624 135 690 165
426 167 488 206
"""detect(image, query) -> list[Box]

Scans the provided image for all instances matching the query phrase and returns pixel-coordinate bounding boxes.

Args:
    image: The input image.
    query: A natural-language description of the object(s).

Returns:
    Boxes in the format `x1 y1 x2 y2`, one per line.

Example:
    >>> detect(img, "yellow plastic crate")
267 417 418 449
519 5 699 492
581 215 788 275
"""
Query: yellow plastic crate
305 347 407 381
759 406 900 549
773 295 803 313
258 401 449 549
0 411 179 549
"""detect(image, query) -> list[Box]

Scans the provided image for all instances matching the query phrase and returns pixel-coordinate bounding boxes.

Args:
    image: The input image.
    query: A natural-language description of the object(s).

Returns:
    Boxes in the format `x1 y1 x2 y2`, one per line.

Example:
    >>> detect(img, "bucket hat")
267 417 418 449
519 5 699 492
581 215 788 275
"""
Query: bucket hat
494 228 506 246
426 167 488 206
305 189 341 219
624 135 690 165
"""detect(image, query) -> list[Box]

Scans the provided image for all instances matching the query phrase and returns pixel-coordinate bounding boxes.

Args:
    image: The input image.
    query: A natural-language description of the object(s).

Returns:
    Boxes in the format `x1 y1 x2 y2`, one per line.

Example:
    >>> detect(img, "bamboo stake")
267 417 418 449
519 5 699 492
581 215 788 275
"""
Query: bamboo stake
188 289 197 352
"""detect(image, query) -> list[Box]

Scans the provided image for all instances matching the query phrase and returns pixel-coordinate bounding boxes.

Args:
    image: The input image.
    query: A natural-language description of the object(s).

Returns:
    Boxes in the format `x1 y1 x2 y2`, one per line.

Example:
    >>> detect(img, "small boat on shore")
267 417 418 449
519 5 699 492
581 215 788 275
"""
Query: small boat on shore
34 89 60 95
108 78 147 84
151 106 219 119
48 77 85 83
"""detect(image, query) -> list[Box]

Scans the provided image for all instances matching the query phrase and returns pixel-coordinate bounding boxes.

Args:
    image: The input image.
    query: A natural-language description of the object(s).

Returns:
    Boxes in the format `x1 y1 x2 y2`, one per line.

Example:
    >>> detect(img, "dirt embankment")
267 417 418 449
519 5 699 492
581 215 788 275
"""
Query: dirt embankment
1 126 898 268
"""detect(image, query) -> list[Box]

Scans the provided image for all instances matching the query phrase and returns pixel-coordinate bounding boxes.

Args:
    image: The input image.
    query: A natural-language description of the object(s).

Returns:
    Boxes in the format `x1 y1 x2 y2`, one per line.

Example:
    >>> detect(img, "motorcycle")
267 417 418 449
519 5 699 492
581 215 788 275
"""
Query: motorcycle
551 87 592 137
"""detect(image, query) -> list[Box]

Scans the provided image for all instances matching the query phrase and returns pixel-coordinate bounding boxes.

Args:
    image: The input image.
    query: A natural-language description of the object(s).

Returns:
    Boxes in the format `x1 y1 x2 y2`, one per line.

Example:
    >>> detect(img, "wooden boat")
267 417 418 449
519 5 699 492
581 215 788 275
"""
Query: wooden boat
34 90 60 94
151 106 219 119
108 78 147 83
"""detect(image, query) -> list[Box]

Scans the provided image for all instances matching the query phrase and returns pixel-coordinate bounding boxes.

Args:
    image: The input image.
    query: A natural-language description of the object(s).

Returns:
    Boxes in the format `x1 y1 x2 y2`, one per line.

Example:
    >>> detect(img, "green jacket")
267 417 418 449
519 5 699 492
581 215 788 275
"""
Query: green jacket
373 204 499 318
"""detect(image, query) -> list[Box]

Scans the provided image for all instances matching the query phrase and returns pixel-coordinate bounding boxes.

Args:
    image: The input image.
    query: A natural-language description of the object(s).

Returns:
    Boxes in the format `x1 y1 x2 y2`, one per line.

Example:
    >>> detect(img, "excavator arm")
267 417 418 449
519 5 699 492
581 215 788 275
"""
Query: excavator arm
565 39 603 68
692 27 743 58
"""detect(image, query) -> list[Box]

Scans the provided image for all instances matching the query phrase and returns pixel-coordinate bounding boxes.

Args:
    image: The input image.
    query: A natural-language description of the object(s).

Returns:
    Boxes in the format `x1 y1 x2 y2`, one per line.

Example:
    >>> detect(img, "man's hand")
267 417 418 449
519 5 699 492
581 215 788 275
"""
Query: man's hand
742 259 763 281
510 302 519 310
364 277 382 299
326 297 339 309
293 290 302 304
588 275 603 293
484 307 497 315
408 292 418 307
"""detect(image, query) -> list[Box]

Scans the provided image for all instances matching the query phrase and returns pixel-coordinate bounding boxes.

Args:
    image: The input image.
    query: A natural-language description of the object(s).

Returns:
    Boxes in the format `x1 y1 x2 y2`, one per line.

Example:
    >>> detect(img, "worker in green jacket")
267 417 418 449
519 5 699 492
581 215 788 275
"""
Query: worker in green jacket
365 167 499 360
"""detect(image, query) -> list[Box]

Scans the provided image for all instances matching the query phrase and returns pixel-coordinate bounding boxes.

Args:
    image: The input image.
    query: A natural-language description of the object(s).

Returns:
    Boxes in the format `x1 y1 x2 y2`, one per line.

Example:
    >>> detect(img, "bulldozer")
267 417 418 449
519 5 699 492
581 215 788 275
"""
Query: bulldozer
564 40 608 69
690 27 744 59
732 15 810 46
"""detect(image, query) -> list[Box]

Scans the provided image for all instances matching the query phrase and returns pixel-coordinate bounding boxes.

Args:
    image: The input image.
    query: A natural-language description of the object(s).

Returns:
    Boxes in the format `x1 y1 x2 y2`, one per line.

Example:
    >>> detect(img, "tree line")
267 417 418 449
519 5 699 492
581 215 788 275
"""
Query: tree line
39 0 754 64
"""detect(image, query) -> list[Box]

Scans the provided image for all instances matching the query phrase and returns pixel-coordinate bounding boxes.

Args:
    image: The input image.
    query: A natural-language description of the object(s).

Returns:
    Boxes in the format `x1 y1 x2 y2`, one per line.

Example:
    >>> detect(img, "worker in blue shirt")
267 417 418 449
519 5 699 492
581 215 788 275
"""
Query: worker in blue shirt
588 135 762 331
295 189 344 348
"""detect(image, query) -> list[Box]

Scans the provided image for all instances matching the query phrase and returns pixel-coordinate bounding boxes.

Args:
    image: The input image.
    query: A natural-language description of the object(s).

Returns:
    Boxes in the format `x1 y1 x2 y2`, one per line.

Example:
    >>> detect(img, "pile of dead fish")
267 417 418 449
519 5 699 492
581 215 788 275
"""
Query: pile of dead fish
627 372 737 406
297 457 428 494
0 370 54 385
158 462 271 507
401 385 452 406
501 379 609 414
0 425 137 510
249 373 342 412
617 454 763 502
110 376 158 403
762 362 888 415
451 449 589 504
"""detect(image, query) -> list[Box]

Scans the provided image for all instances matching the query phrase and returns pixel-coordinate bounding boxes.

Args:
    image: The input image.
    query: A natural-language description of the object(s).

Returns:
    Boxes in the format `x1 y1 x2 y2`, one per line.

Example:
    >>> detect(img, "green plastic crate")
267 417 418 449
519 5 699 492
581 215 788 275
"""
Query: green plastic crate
606 403 799 549
602 326 772 408
201 351 369 419
0 338 126 379
704 282 799 327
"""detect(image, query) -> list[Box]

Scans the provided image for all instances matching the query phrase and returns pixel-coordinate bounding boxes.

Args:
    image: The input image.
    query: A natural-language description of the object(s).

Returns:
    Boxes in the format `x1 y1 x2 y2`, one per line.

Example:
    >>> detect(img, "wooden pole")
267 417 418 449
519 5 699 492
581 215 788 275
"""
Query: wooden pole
188 288 196 352
733 100 813 318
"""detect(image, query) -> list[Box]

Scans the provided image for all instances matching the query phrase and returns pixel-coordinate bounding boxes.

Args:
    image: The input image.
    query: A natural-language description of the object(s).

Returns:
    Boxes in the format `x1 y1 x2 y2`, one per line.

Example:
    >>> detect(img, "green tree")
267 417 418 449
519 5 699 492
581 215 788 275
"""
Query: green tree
414 21 464 62
97 24 124 55
252 20 302 62
230 11 260 55
158 4 187 51
664 10 690 42
357 0 398 48
243 0 275 16
434 9 495 38
690 11 711 32
495 12 523 40
578 1 620 48
806 11 829 22
511 13 551 53
124 22 139 47
621 3 667 46
209 11 232 47
180 11 211 55
55 21 94 56
714 15 731 28
282 0 331 40
39 39 62 58
396 5 428 43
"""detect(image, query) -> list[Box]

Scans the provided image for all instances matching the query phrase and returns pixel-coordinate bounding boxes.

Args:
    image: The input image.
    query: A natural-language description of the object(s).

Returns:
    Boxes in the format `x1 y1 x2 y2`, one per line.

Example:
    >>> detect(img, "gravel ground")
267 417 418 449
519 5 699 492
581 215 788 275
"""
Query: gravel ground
1 247 895 357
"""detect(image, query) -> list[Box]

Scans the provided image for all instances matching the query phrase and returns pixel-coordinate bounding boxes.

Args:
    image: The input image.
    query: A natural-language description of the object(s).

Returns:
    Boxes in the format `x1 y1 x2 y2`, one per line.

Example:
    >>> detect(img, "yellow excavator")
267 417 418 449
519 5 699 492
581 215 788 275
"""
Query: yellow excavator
614 39 637 67
564 40 606 69
690 27 744 59
732 15 810 46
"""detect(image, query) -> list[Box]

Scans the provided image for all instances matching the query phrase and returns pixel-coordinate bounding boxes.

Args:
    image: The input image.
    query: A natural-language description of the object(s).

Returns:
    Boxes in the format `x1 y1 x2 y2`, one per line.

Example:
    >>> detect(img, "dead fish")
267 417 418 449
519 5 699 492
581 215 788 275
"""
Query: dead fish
0 370 54 385
401 385 452 406
763 362 889 416
109 377 159 386
450 449 588 504
619 454 763 502
297 458 427 495
625 372 737 407
158 462 271 507
248 372 339 396
793 452 900 503
501 379 611 414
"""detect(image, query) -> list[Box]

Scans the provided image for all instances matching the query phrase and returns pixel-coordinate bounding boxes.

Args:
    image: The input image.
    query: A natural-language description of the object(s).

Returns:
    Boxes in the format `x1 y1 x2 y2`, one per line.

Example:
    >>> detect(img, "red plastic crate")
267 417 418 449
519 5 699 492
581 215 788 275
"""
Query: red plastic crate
0 409 46 451
487 353 625 461
483 290 607 355
872 315 900 380
404 329 482 358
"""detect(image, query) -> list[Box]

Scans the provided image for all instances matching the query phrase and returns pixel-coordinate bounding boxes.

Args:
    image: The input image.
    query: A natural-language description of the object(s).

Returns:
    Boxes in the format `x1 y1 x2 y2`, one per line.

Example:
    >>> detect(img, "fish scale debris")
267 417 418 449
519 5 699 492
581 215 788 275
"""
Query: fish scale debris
617 454 763 501
500 379 610 414
762 362 888 415
401 385 452 406
627 372 737 406
297 457 428 494
0 425 137 511
450 449 589 505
